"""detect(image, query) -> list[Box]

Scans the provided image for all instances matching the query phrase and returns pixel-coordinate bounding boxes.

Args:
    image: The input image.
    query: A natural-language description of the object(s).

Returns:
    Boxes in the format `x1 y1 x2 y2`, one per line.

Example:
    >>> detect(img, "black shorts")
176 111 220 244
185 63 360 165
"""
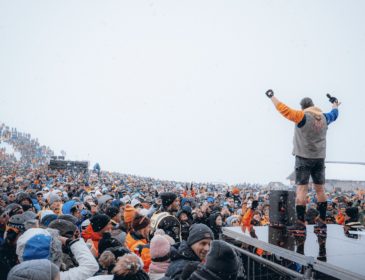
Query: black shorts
295 156 325 185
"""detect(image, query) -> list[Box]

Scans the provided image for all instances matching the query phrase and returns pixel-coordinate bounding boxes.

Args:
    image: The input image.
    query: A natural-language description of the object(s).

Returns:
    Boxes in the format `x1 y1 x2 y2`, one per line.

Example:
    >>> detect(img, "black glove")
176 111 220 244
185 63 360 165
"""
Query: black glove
265 89 274 98
326 93 338 104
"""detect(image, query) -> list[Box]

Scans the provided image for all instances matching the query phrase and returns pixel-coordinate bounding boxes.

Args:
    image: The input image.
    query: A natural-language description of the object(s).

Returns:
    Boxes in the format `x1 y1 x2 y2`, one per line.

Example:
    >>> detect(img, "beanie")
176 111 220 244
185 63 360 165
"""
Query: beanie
123 204 136 223
40 210 55 221
300 97 314 110
81 219 91 230
205 240 239 280
58 214 78 225
49 194 61 206
187 223 214 246
232 188 240 195
160 192 177 208
105 206 120 219
7 259 60 280
16 192 32 205
5 203 23 217
150 235 171 262
7 214 27 233
48 219 77 238
40 214 58 227
98 195 113 207
90 214 111 232
132 214 150 231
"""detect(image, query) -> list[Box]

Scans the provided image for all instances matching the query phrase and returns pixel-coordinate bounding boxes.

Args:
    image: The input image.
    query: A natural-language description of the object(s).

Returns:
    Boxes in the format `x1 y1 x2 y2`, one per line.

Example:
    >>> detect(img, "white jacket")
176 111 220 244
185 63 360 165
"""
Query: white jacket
61 239 99 280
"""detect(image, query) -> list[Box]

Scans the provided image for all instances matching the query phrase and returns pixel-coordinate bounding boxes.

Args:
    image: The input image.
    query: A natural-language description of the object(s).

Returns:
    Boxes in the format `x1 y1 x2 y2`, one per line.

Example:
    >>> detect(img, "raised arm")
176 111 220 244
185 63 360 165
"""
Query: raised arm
266 90 305 124
324 101 341 125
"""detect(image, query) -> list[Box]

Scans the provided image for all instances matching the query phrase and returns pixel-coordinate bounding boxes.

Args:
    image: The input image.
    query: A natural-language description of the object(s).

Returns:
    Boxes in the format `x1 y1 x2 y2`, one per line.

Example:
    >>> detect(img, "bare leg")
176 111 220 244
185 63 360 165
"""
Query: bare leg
314 184 327 203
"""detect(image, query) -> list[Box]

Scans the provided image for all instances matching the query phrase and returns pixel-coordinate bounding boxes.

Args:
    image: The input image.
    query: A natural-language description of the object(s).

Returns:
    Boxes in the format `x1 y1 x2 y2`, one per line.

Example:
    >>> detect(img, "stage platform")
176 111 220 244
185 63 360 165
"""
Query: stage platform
223 225 365 280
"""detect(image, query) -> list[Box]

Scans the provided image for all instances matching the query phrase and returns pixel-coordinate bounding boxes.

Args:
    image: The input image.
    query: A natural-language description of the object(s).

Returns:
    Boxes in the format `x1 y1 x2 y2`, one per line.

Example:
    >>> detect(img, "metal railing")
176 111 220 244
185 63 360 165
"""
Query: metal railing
223 228 365 280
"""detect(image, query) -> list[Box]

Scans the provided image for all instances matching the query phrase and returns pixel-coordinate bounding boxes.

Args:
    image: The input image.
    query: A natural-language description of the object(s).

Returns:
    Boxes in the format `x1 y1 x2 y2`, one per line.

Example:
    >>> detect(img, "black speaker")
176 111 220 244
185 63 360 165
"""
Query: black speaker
268 226 295 251
269 190 296 227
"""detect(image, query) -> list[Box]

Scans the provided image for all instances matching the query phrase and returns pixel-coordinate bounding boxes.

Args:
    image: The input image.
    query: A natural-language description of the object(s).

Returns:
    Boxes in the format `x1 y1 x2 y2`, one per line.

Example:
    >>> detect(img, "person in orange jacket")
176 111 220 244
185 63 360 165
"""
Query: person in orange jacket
125 214 152 272
82 214 112 257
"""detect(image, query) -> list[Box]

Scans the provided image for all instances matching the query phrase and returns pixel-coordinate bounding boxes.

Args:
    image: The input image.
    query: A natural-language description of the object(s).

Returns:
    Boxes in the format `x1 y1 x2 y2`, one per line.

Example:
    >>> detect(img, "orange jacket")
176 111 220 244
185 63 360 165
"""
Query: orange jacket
276 102 305 124
261 216 270 226
241 208 254 228
82 224 102 256
125 232 151 272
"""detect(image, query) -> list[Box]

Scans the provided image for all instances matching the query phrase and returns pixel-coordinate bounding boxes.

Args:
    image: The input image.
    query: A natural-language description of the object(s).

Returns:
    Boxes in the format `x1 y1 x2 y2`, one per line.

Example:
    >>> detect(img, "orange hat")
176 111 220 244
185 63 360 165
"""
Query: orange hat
124 204 136 223
232 188 240 195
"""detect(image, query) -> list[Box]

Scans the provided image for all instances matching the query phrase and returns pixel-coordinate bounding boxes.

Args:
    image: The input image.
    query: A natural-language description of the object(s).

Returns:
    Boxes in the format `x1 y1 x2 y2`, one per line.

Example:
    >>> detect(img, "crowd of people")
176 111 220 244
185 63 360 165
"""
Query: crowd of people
1 122 365 280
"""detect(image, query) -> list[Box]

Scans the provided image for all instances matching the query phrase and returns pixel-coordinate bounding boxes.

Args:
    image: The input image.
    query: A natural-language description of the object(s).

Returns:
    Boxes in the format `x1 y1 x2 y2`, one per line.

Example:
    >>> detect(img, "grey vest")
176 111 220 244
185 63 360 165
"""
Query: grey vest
293 111 328 159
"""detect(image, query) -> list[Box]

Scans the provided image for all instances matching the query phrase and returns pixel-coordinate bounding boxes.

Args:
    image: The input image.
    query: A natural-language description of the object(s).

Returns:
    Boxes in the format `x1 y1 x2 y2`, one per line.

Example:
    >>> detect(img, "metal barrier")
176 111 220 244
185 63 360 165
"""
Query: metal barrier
223 227 364 280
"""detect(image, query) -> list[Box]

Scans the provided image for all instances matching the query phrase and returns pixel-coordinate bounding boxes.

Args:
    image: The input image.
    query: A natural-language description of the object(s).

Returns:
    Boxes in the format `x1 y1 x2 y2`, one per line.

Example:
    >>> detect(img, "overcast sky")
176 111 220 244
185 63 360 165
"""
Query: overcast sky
1 0 365 184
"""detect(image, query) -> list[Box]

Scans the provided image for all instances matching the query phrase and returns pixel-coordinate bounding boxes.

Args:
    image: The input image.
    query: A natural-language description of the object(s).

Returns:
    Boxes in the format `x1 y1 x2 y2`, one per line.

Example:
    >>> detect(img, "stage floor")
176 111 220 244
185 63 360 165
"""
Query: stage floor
224 225 365 279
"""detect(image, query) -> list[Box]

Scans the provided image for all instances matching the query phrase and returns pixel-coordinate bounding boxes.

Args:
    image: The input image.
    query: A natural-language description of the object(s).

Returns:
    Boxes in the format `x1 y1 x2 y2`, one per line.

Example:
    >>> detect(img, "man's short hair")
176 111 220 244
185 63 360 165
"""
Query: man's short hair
300 97 314 109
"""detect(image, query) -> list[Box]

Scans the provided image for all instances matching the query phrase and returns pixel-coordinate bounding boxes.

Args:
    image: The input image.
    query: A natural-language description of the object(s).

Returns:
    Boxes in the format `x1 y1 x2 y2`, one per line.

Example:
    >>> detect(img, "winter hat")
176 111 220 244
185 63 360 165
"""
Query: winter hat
90 214 111 232
16 192 32 205
5 203 23 217
16 228 62 267
22 210 37 221
98 194 113 206
187 223 214 246
81 219 90 230
62 200 78 215
232 188 240 195
132 214 150 231
7 259 59 280
300 97 314 110
205 240 239 280
40 210 55 221
7 214 27 233
48 219 77 238
58 214 78 225
40 214 58 227
49 194 61 205
226 216 239 227
105 206 120 219
154 229 175 245
123 204 136 223
98 232 122 256
160 192 177 208
150 235 171 262
131 198 142 208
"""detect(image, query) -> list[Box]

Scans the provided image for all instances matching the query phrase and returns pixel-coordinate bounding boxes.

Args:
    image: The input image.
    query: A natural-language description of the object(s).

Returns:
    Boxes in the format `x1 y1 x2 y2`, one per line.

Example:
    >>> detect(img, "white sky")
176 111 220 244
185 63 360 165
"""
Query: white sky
1 0 365 184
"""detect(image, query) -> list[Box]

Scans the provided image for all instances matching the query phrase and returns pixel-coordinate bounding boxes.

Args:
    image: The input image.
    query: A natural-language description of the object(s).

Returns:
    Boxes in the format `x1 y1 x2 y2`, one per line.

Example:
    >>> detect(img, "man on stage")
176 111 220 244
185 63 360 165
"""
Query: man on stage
266 90 340 235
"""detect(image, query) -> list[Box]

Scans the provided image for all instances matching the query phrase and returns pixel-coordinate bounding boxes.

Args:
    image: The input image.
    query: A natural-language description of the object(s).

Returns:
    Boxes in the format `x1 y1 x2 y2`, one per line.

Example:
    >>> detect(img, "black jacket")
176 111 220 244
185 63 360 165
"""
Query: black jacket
0 241 18 280
162 241 200 280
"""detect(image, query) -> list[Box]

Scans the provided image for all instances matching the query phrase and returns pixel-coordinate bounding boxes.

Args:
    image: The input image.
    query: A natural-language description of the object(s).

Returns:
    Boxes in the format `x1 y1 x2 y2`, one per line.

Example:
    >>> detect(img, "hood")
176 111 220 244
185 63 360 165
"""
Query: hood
304 106 323 120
